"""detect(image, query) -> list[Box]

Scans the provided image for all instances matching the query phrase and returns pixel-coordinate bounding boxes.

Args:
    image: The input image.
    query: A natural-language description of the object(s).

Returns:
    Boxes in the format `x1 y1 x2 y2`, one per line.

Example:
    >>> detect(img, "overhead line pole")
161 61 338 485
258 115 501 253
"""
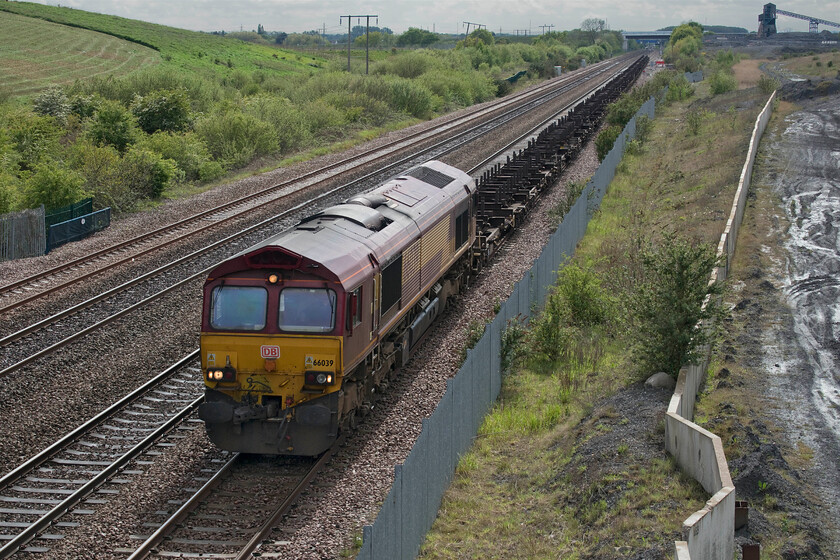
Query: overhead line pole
340 14 378 73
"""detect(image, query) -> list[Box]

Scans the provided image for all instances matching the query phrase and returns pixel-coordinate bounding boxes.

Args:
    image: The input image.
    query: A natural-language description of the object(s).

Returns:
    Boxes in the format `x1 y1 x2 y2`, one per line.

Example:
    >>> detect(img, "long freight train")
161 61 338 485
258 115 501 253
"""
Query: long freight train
198 161 477 455
198 55 648 456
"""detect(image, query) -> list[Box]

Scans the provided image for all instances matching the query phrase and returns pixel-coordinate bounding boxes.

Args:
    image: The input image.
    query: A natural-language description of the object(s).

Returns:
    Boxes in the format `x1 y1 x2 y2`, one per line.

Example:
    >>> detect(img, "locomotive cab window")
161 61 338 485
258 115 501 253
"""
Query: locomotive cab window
278 288 336 333
210 286 268 331
350 287 363 327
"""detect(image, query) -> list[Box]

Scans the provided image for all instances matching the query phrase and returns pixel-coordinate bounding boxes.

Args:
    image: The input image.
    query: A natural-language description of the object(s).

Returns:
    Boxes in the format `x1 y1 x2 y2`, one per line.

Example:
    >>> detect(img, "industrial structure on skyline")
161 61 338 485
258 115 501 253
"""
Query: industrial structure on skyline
758 3 840 37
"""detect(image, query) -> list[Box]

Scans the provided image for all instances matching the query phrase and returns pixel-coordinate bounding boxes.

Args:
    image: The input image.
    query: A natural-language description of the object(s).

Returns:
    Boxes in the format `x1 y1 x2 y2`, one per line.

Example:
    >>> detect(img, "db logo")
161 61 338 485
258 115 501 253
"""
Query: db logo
260 345 281 359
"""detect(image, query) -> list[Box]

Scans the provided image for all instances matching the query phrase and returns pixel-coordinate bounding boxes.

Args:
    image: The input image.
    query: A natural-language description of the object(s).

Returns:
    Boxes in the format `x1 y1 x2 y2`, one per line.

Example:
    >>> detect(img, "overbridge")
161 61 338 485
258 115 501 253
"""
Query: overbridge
622 30 672 50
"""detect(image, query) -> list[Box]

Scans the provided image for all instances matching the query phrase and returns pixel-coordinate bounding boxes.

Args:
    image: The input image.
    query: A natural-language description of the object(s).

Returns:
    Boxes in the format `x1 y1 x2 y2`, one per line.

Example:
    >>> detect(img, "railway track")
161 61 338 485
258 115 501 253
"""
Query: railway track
0 353 219 558
0 56 643 379
123 443 338 559
0 54 647 557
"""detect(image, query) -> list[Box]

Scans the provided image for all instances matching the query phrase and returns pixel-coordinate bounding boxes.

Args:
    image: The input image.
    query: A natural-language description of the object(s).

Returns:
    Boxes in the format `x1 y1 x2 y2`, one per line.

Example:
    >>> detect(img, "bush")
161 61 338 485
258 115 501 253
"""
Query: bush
242 95 309 152
0 173 16 213
135 131 218 182
33 86 70 122
131 89 192 134
195 108 279 169
595 125 621 161
5 110 64 172
757 74 780 94
709 71 737 95
629 233 722 377
530 261 610 364
69 140 136 213
388 79 436 118
120 147 180 199
87 100 139 152
666 75 694 102
21 162 86 210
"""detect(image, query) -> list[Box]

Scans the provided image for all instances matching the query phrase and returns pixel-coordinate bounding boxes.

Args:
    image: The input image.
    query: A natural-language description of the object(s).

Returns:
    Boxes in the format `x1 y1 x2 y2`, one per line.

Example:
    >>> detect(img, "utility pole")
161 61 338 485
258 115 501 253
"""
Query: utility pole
340 14 378 73
539 24 554 34
463 21 485 35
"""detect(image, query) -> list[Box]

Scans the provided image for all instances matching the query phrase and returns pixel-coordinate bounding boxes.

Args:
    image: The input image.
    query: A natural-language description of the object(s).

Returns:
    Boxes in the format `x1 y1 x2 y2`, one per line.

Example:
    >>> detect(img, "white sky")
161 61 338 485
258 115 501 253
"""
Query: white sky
31 0 840 35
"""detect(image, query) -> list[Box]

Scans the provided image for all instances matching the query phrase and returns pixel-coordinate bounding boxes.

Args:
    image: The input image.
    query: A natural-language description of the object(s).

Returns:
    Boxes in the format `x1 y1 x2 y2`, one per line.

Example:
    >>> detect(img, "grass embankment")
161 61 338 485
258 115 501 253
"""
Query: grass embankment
0 1 320 90
419 79 770 558
0 11 159 98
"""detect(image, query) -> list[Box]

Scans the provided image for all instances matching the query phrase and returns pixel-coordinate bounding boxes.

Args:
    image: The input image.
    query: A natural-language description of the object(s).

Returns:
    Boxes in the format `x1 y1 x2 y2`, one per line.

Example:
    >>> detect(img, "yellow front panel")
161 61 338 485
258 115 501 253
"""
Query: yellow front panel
201 333 342 407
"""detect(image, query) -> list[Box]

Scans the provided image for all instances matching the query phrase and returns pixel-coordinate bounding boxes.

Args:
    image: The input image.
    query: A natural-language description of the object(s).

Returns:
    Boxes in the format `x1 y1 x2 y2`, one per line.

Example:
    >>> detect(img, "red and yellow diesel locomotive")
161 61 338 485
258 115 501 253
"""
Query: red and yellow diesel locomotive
198 161 476 455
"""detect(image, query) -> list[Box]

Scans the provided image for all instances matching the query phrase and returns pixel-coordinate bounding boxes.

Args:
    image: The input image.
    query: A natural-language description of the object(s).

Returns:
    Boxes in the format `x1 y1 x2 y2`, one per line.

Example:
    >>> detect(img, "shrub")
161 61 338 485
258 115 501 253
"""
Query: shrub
21 162 86 210
666 75 694 102
635 114 653 144
686 108 706 135
709 71 737 95
194 108 279 169
629 233 722 377
757 74 780 94
595 125 621 161
131 89 192 134
0 173 16 213
69 140 136 213
69 94 101 119
6 110 64 172
242 95 309 152
120 147 180 199
388 79 436 118
135 131 218 182
87 100 139 152
33 86 70 122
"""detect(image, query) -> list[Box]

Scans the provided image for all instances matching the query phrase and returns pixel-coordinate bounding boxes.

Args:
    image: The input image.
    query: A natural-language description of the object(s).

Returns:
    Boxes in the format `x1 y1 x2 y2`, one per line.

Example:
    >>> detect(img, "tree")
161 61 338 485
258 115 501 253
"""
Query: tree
581 17 606 44
397 27 438 47
630 233 722 377
274 32 288 44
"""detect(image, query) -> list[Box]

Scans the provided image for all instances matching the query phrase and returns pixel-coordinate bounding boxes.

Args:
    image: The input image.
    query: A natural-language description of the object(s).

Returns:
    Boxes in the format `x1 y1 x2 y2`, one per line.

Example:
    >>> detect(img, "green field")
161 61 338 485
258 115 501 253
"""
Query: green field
0 0 324 98
0 10 159 98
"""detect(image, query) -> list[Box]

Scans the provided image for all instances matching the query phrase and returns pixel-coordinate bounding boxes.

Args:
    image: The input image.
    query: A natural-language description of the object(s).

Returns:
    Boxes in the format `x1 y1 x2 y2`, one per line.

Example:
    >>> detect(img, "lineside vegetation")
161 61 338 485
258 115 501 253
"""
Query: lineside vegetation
419 55 771 559
0 2 634 217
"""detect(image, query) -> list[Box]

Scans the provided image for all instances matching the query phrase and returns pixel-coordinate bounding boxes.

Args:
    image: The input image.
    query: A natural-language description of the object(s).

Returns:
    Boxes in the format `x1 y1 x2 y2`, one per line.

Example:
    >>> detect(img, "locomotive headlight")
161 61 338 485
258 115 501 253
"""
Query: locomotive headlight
305 371 334 386
316 373 329 384
206 367 236 382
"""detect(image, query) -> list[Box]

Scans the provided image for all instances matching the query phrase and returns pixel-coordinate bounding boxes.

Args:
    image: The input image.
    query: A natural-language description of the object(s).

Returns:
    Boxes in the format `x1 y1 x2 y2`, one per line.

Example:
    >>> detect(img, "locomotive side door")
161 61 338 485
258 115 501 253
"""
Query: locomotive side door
369 254 380 340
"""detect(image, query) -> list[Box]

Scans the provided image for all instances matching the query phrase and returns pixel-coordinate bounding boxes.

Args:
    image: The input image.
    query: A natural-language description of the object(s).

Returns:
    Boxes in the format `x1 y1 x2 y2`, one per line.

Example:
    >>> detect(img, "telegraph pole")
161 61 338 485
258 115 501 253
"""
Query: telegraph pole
340 14 378 74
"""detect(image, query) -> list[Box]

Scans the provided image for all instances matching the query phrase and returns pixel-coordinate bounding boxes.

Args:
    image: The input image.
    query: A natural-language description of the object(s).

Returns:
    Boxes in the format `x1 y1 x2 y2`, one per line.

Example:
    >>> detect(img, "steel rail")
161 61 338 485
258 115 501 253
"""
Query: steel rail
0 57 639 377
0 57 623 309
0 395 203 559
124 453 242 560
0 351 200 490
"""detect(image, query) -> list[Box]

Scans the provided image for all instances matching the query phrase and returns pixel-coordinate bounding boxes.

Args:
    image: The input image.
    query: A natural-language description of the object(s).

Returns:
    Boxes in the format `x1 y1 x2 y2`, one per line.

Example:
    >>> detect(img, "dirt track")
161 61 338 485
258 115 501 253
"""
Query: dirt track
716 93 840 558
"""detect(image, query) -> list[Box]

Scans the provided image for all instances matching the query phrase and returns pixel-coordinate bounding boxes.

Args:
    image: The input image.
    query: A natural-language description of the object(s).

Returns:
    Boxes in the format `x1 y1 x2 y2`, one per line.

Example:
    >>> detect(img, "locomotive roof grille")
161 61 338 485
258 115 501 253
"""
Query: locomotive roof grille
246 247 302 269
403 166 456 188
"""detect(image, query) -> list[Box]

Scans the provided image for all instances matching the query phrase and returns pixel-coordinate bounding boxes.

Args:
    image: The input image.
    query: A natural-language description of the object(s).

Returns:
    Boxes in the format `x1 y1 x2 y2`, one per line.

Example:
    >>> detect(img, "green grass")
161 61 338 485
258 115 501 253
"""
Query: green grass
0 1 324 95
420 79 771 559
0 10 159 98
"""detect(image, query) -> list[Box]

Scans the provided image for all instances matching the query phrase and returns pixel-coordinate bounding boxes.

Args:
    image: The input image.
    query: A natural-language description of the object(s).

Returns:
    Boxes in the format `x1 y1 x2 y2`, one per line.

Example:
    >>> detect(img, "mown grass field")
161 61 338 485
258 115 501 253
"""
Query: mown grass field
0 1 324 98
419 77 769 558
0 10 159 98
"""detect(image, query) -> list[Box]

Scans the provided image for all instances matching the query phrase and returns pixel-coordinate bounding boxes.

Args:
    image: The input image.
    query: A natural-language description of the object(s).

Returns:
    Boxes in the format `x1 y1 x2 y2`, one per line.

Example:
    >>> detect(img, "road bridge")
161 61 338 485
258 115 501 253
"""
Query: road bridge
622 30 672 50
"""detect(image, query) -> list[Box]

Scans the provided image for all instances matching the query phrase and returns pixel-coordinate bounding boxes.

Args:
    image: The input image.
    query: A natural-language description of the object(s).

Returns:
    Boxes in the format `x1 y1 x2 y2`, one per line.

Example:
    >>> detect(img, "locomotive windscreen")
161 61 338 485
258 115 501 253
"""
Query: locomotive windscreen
210 286 267 331
278 288 336 333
